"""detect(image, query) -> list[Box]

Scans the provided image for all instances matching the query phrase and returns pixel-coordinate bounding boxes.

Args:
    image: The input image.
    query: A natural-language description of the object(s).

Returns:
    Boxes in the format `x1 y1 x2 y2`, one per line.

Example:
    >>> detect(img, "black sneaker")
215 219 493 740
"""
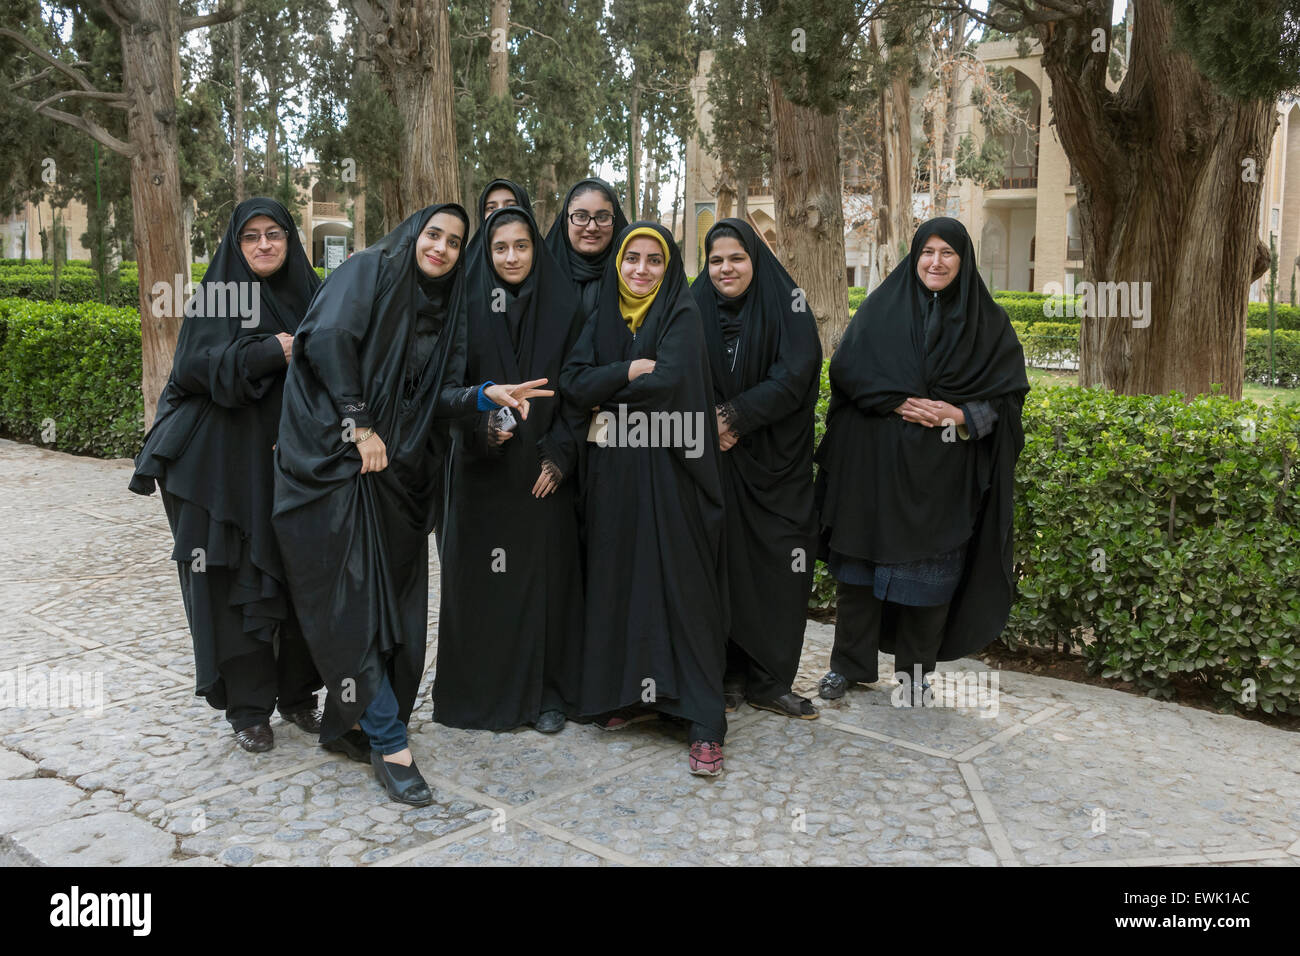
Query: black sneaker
818 671 849 700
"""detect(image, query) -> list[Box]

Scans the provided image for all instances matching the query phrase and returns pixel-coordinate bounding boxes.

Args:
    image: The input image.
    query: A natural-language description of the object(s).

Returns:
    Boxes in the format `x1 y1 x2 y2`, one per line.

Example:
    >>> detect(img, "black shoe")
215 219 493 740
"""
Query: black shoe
749 692 819 719
280 707 323 733
233 723 273 753
535 710 566 734
323 728 371 763
370 752 433 807
818 671 849 700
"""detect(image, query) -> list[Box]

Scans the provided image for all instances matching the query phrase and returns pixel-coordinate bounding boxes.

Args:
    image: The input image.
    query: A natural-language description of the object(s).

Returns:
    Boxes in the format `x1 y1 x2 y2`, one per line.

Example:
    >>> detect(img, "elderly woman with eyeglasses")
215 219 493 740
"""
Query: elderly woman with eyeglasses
131 198 324 753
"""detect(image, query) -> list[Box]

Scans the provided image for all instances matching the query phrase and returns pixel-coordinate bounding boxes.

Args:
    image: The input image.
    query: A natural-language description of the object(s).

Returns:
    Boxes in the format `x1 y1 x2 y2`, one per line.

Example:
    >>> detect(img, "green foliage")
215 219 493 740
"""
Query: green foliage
1009 385 1300 714
0 262 331 306
1170 0 1300 99
0 298 142 458
953 131 1008 190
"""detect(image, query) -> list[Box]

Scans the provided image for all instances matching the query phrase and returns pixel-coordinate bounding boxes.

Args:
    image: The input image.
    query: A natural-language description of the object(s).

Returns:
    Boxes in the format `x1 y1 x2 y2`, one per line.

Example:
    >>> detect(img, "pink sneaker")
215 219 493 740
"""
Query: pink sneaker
688 741 724 776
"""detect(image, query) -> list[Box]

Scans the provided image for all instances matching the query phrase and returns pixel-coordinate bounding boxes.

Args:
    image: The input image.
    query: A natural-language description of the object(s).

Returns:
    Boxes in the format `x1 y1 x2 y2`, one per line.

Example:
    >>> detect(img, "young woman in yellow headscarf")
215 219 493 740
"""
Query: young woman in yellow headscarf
560 221 730 776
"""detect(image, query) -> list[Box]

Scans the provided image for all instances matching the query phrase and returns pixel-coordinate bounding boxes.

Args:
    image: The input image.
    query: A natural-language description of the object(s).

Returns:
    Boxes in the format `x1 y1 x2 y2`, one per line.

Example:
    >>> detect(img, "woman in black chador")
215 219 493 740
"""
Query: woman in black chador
691 219 822 719
560 221 729 777
544 177 629 323
434 207 588 734
464 177 534 261
272 203 551 806
815 217 1028 702
130 198 322 753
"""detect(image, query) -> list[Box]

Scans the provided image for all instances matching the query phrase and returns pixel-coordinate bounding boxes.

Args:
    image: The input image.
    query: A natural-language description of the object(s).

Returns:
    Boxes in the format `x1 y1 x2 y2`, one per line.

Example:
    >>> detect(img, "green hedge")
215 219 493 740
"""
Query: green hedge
1000 318 1300 384
0 298 143 458
810 369 1300 715
1009 386 1300 714
0 262 327 308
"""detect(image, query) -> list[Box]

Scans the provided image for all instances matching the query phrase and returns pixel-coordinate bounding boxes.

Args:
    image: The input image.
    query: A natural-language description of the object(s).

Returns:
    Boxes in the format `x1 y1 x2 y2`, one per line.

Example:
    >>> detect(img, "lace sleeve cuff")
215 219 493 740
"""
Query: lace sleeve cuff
717 401 743 437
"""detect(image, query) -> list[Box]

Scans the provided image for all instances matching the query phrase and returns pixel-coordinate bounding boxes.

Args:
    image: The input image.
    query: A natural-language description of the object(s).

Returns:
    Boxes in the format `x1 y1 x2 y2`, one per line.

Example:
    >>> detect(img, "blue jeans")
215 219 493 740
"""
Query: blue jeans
359 672 408 755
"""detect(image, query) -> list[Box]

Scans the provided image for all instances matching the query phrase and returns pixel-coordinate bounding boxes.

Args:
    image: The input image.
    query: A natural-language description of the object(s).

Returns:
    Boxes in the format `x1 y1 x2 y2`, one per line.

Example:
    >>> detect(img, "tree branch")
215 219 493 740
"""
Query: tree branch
0 28 99 92
181 0 244 33
12 94 135 156
9 65 58 91
30 88 131 113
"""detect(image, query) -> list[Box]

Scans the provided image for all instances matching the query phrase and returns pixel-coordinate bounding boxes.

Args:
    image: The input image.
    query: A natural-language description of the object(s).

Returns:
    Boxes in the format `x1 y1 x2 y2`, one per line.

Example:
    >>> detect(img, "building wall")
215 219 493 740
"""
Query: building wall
3 199 93 261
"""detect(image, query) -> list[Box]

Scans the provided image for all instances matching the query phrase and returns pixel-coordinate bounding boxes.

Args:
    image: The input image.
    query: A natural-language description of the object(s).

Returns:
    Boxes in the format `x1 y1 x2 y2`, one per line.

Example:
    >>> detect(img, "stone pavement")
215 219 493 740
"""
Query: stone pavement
2 438 1299 867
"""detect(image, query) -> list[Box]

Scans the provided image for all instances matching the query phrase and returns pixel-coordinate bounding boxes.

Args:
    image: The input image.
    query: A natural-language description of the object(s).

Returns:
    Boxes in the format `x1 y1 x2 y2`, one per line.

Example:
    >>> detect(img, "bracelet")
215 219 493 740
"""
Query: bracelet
355 428 375 445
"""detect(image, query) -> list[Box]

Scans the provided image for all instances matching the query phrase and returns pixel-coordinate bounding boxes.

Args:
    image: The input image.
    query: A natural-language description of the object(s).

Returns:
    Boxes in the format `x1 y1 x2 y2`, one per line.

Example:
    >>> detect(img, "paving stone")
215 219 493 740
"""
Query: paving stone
0 777 87 831
18 811 175 865
0 748 37 779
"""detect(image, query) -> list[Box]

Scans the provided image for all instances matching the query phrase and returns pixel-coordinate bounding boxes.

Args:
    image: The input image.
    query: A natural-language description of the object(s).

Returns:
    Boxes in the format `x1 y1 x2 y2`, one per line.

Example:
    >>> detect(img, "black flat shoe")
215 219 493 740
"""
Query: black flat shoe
323 728 371 763
818 671 849 700
534 710 566 734
280 707 323 733
749 692 819 720
370 752 433 807
234 723 273 753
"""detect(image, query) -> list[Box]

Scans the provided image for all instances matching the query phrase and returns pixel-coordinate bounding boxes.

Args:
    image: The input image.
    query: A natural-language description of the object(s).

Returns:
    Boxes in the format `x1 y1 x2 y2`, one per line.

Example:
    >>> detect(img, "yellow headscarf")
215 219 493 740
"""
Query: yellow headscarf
616 227 670 334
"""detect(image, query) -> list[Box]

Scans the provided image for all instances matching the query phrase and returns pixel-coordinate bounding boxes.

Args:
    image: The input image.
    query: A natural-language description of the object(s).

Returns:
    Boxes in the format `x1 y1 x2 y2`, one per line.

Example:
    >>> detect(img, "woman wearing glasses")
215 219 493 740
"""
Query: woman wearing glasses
130 198 323 753
544 178 630 323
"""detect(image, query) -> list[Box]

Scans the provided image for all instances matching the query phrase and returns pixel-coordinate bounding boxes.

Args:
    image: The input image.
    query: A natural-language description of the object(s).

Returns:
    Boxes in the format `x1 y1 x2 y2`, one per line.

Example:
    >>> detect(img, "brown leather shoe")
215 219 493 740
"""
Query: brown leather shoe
280 707 323 734
234 723 273 753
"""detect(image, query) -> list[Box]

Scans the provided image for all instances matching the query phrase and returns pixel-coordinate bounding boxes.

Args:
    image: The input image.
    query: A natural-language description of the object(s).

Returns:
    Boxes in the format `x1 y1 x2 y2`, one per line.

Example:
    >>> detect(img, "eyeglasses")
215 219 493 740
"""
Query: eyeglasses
569 211 614 228
239 229 287 245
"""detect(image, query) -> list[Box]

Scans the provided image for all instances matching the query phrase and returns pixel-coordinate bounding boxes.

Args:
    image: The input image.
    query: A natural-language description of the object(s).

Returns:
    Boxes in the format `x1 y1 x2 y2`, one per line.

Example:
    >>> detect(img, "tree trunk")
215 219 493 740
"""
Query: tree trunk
351 0 460 218
232 16 245 202
670 152 683 237
643 143 658 221
1043 1 1273 399
121 0 190 430
265 87 279 187
627 78 641 221
488 0 509 100
535 161 558 234
354 168 367 250
874 21 914 279
716 159 736 221
931 14 966 217
769 75 849 351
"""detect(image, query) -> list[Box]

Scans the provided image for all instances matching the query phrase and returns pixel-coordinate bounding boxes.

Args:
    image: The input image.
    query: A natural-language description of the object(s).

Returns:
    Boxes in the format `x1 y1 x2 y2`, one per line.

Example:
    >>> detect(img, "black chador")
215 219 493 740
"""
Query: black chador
691 218 822 717
815 217 1028 691
560 222 728 757
433 207 588 732
130 198 322 746
544 177 629 323
272 204 482 747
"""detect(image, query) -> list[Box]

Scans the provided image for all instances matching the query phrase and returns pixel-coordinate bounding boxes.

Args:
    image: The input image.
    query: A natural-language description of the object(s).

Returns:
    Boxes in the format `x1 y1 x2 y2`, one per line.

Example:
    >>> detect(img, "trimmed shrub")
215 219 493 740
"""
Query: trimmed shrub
0 262 331 309
1010 386 1300 713
0 298 143 458
1245 328 1300 387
